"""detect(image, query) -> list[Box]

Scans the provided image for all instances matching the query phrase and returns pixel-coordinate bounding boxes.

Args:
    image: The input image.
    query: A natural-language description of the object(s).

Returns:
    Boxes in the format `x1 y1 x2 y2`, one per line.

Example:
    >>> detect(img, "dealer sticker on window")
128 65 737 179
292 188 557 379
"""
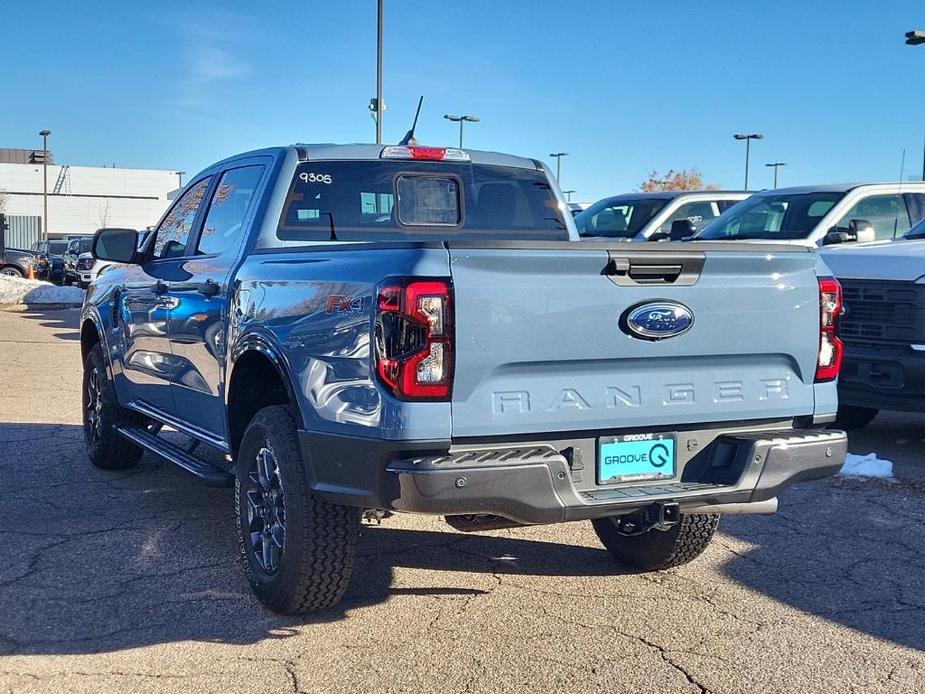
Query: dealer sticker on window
597 433 676 484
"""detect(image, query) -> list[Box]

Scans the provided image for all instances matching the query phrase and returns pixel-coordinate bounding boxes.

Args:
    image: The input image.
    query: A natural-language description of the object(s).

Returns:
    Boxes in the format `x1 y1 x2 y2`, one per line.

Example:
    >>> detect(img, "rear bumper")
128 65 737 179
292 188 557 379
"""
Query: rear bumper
839 343 925 412
300 426 846 525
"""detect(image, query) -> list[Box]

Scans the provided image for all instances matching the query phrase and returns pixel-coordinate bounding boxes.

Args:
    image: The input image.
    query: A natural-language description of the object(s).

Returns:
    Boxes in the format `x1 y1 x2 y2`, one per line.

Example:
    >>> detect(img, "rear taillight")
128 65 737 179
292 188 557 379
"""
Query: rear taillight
375 278 454 400
815 277 843 382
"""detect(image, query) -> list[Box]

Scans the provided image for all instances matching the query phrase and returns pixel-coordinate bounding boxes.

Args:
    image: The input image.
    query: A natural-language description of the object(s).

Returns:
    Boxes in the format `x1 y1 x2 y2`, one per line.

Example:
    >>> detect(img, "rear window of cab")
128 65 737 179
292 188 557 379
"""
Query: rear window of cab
275 160 568 242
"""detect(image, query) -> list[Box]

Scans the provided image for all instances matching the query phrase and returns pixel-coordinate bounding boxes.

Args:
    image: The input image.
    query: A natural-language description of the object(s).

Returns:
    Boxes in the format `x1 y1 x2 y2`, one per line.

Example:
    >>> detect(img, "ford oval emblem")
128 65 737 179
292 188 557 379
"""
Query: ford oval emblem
622 301 694 340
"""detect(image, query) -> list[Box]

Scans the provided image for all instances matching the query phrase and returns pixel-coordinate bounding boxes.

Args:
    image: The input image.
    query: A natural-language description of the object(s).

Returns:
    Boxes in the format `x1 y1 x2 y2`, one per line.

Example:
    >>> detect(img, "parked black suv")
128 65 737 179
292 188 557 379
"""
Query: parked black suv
29 239 69 284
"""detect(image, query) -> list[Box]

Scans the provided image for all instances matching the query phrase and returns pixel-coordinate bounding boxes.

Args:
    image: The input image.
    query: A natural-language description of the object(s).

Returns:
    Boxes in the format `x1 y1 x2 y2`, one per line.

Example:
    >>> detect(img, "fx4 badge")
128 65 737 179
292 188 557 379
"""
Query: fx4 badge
325 295 366 315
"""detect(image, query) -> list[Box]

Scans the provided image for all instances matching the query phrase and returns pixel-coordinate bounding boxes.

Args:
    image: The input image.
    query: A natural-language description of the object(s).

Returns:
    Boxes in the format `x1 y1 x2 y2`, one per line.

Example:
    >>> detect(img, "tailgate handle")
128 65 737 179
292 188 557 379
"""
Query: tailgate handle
604 252 705 287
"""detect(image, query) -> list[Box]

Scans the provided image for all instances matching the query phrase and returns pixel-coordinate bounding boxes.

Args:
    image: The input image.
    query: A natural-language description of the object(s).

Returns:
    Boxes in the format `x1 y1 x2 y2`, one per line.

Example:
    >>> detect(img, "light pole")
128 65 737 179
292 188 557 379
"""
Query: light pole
39 129 51 240
561 189 576 201
375 0 383 144
907 30 925 180
443 114 479 148
549 152 569 182
733 133 763 190
764 162 786 189
176 171 186 188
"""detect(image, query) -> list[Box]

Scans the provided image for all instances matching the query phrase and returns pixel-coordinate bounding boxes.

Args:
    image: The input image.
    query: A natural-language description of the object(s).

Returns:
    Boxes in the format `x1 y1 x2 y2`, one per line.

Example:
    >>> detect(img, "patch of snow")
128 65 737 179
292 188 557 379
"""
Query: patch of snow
0 275 85 305
839 452 894 480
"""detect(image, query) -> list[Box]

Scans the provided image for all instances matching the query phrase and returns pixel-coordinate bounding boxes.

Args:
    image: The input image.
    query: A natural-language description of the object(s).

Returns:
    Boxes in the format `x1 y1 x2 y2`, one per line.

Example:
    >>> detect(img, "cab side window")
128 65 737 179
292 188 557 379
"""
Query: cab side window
904 193 925 226
196 166 265 256
152 177 212 259
659 201 719 234
836 194 911 240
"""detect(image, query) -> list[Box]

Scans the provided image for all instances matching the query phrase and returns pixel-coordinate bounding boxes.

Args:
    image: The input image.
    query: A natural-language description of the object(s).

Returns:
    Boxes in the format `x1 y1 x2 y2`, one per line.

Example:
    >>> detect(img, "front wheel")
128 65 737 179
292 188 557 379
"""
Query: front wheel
82 343 145 469
592 513 719 571
0 266 23 278
236 405 360 614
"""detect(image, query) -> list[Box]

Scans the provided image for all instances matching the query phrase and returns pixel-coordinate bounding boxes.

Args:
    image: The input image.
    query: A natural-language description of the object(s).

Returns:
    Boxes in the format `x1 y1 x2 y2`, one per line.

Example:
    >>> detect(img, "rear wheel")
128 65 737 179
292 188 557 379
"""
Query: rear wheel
592 513 719 571
236 405 360 614
82 343 145 469
834 405 878 430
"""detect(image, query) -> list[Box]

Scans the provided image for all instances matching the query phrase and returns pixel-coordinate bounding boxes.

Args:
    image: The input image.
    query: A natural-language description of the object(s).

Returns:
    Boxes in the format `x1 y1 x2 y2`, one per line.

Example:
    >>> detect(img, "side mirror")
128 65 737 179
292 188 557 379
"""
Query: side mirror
93 228 140 264
670 219 694 241
848 219 875 243
648 229 670 241
823 227 852 245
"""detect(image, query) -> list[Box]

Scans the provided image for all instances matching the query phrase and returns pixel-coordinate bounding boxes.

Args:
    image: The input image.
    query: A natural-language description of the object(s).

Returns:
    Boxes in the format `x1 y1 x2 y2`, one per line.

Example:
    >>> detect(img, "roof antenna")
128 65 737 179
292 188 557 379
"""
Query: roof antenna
399 96 424 146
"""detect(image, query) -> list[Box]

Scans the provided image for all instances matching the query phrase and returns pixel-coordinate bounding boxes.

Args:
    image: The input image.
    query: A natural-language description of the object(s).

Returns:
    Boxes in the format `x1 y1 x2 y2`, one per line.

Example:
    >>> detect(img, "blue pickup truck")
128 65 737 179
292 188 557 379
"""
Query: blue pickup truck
81 143 847 614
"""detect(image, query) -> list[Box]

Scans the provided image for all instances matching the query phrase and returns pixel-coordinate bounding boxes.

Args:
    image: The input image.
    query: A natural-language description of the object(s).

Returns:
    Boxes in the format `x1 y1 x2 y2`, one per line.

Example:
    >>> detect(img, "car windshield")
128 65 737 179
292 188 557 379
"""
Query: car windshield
695 191 845 241
574 198 670 238
905 218 925 239
79 239 93 254
277 160 568 241
48 241 68 254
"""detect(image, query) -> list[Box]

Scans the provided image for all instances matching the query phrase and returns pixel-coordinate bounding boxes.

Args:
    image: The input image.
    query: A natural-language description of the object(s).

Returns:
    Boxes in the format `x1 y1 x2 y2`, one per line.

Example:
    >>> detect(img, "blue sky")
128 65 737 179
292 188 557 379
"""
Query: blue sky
5 1 925 200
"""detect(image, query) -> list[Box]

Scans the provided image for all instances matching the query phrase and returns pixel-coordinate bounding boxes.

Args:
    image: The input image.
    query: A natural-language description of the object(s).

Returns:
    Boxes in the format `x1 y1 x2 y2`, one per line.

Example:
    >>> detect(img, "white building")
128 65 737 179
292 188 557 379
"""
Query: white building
0 154 178 238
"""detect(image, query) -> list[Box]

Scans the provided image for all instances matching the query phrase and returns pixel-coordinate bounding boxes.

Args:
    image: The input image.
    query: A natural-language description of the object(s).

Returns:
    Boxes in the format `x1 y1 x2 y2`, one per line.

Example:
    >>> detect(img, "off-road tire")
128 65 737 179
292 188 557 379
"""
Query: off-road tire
236 405 360 614
592 513 720 571
833 405 879 430
82 343 145 470
0 266 23 278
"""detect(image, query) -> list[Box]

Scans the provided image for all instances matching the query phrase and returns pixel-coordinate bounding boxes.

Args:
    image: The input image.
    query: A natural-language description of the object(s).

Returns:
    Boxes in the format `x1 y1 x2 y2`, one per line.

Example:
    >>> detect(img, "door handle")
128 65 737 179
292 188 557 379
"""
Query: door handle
153 280 169 296
197 279 220 297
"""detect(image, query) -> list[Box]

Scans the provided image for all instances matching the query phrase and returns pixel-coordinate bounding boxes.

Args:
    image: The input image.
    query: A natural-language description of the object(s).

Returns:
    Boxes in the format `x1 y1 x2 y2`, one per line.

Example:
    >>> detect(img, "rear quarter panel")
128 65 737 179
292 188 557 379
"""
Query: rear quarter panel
230 245 452 441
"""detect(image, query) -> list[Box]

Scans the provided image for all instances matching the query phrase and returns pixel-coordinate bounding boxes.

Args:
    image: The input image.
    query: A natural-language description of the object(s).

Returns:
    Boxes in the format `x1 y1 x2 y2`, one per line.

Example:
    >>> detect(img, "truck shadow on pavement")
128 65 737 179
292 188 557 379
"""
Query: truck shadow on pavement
2 422 923 655
14 307 81 342
718 480 925 652
0 422 626 657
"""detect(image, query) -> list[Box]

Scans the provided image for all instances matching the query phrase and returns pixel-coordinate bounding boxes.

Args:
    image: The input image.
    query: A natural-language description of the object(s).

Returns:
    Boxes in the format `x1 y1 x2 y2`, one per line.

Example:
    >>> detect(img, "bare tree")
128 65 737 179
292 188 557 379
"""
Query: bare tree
97 201 110 229
0 191 8 214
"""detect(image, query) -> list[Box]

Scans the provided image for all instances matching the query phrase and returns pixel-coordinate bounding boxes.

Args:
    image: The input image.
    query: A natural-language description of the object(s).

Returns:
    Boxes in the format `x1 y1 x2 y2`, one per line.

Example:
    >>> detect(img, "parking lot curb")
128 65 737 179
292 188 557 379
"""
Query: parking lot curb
0 303 83 312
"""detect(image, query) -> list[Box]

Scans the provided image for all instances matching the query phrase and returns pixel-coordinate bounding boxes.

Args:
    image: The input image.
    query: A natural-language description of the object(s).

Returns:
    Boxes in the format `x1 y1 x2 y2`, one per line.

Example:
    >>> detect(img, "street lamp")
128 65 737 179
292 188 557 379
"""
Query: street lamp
370 0 384 144
561 189 576 201
733 133 763 191
764 162 787 189
176 171 186 188
39 129 51 240
907 30 925 179
549 152 569 182
443 114 479 148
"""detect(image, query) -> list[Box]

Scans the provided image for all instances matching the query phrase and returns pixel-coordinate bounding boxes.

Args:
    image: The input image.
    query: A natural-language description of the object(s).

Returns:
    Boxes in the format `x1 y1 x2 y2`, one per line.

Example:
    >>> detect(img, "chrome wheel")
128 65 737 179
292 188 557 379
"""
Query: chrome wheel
0 267 22 277
247 445 286 574
86 367 103 443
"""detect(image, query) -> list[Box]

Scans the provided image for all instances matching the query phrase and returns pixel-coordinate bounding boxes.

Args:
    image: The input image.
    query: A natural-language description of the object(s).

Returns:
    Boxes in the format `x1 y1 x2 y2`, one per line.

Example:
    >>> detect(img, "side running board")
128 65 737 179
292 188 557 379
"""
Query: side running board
116 425 234 487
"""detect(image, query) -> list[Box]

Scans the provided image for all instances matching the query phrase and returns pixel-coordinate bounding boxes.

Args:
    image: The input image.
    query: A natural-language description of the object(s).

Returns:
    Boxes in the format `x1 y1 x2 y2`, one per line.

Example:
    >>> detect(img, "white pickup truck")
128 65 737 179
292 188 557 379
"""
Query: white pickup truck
696 183 925 247
822 219 925 427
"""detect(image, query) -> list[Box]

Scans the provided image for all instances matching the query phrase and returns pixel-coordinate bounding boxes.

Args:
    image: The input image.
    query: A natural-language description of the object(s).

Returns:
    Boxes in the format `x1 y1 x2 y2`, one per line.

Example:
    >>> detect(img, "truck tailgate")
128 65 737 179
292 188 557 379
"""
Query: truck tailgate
448 243 820 438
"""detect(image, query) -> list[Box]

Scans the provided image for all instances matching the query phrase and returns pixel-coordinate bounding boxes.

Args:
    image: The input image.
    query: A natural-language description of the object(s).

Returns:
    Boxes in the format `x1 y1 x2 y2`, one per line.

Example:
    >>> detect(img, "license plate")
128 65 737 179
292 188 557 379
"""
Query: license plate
598 433 676 484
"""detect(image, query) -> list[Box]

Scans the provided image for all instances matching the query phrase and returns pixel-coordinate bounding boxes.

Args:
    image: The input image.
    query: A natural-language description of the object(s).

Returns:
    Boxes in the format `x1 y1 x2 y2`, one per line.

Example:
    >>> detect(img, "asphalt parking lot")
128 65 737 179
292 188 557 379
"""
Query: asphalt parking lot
1 309 924 693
